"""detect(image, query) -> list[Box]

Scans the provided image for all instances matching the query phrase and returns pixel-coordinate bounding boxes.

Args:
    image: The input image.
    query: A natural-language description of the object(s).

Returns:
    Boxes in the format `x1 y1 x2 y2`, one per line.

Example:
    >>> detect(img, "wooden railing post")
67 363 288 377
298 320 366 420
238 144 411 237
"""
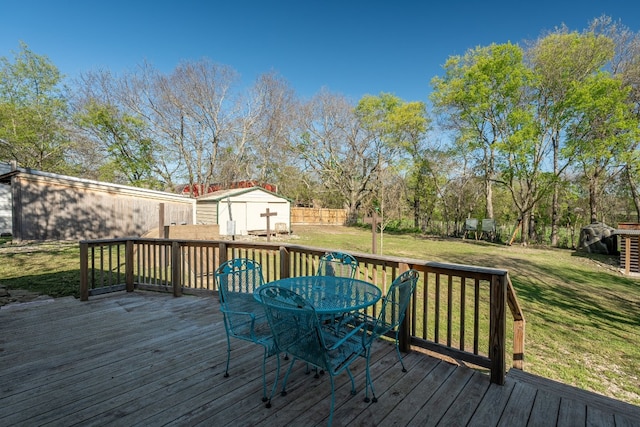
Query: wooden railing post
80 241 89 301
506 274 526 370
398 263 411 353
172 241 181 297
125 240 134 292
489 273 507 384
279 246 290 279
218 243 228 265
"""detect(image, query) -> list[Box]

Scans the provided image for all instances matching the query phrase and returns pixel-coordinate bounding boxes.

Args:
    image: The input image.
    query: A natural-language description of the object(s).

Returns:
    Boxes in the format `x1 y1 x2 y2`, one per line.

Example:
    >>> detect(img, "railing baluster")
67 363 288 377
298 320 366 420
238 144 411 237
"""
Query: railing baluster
434 272 441 344
91 246 96 291
447 275 453 347
460 276 466 351
474 278 480 355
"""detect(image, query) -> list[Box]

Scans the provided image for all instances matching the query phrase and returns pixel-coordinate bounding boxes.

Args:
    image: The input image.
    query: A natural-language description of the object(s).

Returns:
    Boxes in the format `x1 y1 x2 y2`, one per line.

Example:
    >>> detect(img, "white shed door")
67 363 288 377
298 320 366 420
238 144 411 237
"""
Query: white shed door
232 202 248 235
246 202 271 232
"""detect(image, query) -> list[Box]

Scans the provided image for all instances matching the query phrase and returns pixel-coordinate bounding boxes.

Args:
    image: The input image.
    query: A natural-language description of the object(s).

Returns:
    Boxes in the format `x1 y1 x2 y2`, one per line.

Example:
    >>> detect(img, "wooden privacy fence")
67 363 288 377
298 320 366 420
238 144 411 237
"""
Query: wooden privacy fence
290 207 347 225
79 238 525 385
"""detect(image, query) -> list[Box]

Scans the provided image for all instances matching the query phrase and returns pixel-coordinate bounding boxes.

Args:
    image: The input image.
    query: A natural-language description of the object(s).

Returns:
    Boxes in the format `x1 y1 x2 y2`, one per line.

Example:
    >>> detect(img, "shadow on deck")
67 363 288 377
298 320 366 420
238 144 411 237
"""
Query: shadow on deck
1 292 639 426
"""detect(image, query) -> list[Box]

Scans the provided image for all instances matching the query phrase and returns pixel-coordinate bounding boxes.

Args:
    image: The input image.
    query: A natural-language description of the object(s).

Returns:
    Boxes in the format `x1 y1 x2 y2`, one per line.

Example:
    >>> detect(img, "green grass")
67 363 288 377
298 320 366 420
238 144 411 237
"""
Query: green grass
1 226 639 406
0 240 81 297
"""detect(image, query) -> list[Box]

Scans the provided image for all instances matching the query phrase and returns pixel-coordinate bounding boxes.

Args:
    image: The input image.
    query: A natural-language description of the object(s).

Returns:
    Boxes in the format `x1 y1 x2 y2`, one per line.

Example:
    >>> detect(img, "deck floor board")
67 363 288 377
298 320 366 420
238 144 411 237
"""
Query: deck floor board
1 291 639 427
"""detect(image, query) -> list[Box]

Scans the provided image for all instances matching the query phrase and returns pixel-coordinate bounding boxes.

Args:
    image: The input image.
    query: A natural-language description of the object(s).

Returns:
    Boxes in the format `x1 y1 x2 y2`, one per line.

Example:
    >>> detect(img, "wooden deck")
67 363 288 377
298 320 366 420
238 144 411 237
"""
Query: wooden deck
2 292 639 427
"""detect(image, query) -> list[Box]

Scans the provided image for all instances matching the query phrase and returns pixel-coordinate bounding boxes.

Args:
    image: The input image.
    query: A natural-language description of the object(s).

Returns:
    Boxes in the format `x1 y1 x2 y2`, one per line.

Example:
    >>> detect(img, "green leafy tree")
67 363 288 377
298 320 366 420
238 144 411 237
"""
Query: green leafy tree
74 99 159 187
0 42 71 172
589 16 640 222
432 43 554 242
527 28 615 244
564 72 640 223
431 43 528 222
354 93 430 230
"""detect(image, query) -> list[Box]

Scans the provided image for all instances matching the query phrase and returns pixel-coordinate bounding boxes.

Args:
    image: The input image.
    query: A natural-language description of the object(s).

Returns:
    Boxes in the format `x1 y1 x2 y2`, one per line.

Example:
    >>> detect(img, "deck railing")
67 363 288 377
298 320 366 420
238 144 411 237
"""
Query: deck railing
79 238 525 384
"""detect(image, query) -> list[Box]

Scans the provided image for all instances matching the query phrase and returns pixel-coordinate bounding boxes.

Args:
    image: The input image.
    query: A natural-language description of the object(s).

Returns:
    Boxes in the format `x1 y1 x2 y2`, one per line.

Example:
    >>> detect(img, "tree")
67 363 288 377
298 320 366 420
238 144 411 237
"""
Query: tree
0 42 71 172
72 68 166 187
431 43 528 222
527 27 615 244
564 72 639 223
95 60 243 194
589 16 640 222
354 93 430 230
248 71 298 185
292 90 380 220
432 43 553 242
74 99 157 187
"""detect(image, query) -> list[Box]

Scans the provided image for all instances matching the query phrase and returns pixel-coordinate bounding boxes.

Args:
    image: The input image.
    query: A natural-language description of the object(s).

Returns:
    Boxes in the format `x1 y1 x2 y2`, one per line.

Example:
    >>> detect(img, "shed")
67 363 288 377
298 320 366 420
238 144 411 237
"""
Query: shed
615 223 640 276
0 167 196 241
196 187 290 236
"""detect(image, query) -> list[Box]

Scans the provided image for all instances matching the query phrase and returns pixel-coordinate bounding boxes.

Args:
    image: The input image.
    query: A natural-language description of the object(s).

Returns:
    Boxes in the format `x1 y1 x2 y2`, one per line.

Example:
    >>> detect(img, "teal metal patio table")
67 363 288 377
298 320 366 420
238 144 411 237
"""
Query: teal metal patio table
254 275 382 315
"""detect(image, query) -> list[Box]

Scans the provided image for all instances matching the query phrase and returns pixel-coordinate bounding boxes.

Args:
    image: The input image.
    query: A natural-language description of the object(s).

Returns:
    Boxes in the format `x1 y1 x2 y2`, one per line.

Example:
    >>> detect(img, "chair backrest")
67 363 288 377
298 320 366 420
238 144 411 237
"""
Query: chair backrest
481 218 496 232
215 258 265 305
464 218 478 231
259 286 330 371
373 269 419 336
215 258 268 336
316 251 358 278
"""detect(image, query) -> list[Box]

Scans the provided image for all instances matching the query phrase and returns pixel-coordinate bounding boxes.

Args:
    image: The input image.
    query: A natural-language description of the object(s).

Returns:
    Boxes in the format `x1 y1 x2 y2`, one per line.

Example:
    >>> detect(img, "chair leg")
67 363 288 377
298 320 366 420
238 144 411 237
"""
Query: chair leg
346 367 357 395
328 375 336 427
224 334 232 378
280 358 296 396
364 350 377 403
263 349 281 408
261 348 270 406
395 334 407 373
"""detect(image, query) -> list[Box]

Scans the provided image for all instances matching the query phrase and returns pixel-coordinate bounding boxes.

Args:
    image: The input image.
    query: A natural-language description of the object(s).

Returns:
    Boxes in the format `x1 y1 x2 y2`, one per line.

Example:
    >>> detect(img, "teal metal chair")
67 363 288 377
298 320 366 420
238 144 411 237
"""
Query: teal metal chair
313 251 359 376
463 218 479 240
351 269 419 403
258 285 368 427
215 258 280 408
316 251 358 278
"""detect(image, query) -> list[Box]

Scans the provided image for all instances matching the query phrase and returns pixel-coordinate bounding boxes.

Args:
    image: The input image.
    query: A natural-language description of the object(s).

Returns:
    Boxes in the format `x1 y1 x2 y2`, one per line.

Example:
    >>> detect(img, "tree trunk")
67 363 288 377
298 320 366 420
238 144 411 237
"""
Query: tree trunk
550 133 560 246
551 186 559 245
413 172 421 229
521 211 530 245
485 179 494 219
529 212 538 243
625 165 640 222
485 146 495 219
589 176 599 223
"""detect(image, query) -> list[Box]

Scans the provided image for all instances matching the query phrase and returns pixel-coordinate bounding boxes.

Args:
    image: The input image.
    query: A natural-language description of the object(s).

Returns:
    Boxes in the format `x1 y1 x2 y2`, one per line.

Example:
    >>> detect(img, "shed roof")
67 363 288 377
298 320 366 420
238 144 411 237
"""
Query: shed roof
196 186 291 202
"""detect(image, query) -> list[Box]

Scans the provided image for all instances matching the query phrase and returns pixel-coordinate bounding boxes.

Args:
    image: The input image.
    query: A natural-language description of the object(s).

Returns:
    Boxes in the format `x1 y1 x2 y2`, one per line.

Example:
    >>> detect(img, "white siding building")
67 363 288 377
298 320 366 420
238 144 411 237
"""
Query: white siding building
196 187 291 236
0 162 13 235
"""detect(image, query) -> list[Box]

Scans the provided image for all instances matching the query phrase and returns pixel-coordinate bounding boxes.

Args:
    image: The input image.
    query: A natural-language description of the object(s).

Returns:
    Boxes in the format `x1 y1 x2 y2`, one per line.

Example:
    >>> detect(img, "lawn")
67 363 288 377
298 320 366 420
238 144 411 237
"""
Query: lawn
1 225 639 406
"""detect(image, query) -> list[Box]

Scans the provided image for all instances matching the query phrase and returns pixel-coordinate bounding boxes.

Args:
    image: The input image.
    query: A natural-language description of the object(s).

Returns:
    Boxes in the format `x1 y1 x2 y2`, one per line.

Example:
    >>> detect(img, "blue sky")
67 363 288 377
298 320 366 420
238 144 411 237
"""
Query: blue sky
1 1 638 103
